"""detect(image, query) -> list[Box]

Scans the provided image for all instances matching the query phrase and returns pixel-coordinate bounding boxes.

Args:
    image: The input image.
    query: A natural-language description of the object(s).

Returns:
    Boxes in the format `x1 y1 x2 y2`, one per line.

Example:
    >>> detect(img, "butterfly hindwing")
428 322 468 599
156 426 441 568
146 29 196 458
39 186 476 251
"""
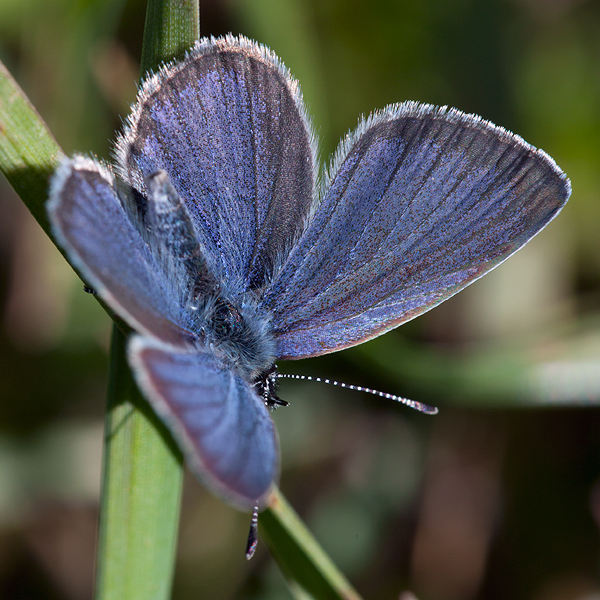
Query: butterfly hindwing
263 103 571 359
129 336 279 508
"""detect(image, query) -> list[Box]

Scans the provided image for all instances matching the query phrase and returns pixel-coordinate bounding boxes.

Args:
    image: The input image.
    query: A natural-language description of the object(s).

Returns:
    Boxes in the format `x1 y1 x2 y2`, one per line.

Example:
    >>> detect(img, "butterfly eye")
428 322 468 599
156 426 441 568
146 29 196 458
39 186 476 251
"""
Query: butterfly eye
212 299 243 337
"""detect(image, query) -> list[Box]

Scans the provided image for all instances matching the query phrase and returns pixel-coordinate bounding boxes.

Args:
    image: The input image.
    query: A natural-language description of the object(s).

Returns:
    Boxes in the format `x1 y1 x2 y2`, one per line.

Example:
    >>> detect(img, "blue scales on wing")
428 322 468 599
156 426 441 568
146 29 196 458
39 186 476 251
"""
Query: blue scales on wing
115 37 317 292
47 156 195 348
263 103 571 359
130 337 278 508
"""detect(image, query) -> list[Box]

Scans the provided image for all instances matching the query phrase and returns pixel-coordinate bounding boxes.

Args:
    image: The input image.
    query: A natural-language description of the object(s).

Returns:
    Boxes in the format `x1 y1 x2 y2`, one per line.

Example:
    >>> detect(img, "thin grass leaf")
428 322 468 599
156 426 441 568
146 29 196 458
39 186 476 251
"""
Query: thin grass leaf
0 60 64 235
95 325 184 600
141 0 200 73
262 487 363 600
94 1 199 599
0 16 187 600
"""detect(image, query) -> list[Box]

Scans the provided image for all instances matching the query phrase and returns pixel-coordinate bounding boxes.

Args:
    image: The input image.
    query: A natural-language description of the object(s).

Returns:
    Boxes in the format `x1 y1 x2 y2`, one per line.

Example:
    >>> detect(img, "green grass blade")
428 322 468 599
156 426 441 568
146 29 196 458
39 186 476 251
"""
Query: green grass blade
0 60 64 236
0 49 186 600
140 0 200 74
262 487 363 600
94 1 199 599
94 326 184 600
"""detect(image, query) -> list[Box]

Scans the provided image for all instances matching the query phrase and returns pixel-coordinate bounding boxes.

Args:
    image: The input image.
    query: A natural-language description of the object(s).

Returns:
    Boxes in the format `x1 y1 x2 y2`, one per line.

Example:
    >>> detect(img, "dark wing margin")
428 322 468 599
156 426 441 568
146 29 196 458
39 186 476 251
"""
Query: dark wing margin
128 335 279 509
48 156 193 347
115 34 317 292
263 102 571 359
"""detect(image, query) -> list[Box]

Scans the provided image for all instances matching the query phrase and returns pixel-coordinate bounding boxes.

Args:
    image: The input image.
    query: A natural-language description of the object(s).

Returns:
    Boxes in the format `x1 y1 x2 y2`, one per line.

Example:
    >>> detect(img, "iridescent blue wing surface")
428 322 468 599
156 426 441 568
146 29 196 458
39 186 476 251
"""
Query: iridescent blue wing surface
143 170 221 310
48 156 194 347
263 103 571 359
116 35 317 291
129 336 279 509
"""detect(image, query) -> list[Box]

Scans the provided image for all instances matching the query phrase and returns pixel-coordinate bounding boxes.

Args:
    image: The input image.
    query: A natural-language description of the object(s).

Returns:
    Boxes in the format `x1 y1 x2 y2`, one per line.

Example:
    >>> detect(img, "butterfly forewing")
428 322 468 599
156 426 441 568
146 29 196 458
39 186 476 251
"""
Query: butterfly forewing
116 36 317 291
263 103 570 359
48 157 194 348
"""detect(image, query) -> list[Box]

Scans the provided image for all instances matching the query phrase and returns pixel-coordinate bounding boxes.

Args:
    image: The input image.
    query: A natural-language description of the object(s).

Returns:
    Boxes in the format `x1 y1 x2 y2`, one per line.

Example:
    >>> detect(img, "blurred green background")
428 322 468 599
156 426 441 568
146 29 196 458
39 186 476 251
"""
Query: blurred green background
0 0 599 599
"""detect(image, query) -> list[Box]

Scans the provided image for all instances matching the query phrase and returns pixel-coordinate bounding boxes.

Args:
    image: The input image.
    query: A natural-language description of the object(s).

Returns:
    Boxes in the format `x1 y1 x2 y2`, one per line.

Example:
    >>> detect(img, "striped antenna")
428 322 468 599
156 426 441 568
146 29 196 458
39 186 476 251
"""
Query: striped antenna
278 373 438 415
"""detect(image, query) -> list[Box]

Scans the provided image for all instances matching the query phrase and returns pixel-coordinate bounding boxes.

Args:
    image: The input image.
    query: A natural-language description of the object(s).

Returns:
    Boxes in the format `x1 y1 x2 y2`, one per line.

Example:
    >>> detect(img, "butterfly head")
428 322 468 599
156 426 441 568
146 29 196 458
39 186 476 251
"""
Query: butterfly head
253 365 289 410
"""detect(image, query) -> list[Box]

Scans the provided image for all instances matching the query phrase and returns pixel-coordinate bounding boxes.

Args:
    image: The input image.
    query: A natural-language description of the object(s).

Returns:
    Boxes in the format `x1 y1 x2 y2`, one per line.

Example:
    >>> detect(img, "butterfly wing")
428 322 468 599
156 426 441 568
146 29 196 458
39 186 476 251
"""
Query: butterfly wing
50 158 278 508
116 35 316 291
129 336 279 509
48 156 193 347
263 103 571 359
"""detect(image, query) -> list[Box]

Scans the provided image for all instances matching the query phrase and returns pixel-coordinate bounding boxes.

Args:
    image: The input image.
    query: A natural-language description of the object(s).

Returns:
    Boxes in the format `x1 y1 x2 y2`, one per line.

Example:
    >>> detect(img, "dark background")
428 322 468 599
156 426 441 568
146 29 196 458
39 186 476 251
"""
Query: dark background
0 0 599 599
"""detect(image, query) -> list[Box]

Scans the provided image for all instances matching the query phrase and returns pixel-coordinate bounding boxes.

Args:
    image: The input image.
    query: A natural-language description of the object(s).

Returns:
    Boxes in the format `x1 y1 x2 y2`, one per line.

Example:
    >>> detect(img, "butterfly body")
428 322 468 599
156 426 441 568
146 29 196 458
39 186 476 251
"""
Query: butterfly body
48 35 570 510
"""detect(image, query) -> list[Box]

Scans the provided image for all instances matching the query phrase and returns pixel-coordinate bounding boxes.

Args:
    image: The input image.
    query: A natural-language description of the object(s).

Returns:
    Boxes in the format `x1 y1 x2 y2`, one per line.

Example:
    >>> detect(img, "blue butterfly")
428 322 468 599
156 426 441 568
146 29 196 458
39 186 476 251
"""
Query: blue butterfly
48 35 570 511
